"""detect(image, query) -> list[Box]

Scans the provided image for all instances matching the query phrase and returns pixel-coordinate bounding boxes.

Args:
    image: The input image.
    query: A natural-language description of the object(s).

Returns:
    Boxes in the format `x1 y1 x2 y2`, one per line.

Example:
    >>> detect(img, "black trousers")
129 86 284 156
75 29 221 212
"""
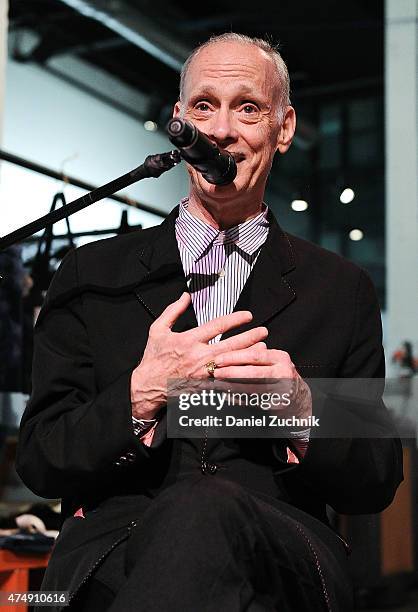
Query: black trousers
73 476 353 611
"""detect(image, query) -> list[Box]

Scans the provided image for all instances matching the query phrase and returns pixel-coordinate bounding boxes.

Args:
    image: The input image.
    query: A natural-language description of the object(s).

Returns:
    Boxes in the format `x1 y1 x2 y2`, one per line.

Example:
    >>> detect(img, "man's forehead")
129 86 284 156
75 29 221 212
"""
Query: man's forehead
187 81 269 99
190 42 273 73
184 42 278 95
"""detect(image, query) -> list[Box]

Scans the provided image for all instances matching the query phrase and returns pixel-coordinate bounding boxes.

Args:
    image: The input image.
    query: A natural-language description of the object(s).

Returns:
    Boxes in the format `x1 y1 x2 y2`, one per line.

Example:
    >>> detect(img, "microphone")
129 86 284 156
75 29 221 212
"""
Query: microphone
166 118 237 186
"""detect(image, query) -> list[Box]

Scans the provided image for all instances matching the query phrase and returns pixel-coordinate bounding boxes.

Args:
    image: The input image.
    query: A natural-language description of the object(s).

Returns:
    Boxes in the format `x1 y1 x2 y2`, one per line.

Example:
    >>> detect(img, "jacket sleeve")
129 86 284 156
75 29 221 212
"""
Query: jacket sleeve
278 269 404 514
16 249 151 500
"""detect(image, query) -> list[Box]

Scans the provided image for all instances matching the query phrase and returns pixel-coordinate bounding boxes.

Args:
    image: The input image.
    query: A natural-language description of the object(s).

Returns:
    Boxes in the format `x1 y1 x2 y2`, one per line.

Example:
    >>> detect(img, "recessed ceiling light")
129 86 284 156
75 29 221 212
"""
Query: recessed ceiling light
144 120 158 132
349 228 364 241
340 188 355 204
291 199 308 212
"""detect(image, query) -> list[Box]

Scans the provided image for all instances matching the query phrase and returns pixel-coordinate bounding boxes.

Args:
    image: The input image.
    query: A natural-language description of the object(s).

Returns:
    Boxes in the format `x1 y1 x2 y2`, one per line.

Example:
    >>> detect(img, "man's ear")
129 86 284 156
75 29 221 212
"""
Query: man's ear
173 101 182 118
276 106 296 154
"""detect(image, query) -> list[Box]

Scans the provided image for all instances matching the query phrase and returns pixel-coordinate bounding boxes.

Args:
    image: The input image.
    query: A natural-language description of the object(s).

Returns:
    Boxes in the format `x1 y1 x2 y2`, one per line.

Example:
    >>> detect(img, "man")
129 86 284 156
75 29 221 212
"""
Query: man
16 33 402 611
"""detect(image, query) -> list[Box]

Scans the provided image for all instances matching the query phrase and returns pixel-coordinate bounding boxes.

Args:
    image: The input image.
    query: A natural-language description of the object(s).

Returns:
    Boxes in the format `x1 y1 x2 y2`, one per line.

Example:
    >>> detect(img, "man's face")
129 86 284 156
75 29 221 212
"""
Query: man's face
174 41 294 205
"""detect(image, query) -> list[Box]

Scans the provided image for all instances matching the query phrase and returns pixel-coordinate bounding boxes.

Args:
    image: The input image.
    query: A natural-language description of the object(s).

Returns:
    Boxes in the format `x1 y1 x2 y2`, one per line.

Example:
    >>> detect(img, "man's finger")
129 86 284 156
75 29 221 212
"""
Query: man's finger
212 327 269 354
215 343 270 368
191 310 253 343
213 365 272 379
153 292 191 330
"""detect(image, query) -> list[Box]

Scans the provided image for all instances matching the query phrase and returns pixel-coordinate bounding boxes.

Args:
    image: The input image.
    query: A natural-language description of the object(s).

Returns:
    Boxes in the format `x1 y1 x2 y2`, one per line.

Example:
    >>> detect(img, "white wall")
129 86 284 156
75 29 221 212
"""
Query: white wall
1 53 188 237
385 0 418 371
0 1 8 146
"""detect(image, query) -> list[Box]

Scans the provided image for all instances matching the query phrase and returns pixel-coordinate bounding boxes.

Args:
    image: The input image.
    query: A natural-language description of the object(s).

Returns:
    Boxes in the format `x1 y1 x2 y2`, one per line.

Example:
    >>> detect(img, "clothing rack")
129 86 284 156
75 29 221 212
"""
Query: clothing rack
0 149 167 219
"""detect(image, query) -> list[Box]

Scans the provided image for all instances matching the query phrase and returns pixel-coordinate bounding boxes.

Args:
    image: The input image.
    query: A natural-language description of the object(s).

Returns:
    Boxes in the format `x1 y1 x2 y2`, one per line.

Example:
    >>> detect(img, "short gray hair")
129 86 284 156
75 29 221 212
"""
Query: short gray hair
179 33 291 122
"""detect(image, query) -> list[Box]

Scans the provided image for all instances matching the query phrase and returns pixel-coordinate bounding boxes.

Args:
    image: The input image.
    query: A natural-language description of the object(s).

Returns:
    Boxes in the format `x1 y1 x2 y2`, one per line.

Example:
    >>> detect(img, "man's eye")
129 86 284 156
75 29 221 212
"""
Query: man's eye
242 104 258 113
195 102 210 111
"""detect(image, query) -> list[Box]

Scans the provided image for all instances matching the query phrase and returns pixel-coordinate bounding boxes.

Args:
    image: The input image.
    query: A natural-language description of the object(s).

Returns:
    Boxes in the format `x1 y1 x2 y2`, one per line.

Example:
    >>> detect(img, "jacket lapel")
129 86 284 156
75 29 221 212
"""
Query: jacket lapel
134 206 297 339
221 211 297 340
134 206 198 333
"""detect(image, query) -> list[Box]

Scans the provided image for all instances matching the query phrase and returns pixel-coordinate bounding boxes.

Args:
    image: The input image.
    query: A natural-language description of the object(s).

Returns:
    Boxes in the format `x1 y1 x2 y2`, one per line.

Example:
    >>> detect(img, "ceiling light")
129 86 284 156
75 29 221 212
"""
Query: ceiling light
349 229 364 241
144 120 158 132
291 199 308 212
340 188 355 204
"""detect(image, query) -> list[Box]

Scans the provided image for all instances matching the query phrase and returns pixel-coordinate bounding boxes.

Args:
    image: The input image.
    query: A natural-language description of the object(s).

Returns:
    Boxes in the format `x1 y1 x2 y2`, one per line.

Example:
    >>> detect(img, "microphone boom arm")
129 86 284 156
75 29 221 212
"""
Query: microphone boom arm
0 150 181 252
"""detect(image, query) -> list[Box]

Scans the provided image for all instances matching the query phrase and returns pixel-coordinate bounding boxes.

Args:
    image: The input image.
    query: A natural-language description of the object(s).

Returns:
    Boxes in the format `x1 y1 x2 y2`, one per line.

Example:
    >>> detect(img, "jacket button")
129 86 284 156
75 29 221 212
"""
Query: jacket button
114 458 126 467
201 461 217 475
126 451 136 463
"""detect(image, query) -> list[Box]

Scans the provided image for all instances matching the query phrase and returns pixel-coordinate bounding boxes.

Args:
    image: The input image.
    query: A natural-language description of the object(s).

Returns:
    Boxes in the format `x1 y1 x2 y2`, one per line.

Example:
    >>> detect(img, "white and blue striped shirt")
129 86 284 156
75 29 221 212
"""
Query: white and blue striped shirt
175 198 269 341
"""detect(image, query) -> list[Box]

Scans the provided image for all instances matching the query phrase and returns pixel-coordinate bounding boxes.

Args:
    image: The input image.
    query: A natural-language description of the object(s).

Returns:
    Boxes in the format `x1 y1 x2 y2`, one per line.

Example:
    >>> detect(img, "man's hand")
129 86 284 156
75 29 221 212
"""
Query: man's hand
131 292 268 419
213 345 312 420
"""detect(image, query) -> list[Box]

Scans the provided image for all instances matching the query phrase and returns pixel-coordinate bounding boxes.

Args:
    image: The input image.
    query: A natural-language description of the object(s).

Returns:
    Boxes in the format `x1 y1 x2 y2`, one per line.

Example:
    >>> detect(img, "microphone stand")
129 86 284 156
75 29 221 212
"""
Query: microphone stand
0 150 181 253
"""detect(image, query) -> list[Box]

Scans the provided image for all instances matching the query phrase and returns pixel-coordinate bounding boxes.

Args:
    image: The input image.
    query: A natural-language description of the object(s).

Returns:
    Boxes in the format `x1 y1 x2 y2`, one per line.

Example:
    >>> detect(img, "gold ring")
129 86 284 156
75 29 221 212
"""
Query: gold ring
205 361 217 377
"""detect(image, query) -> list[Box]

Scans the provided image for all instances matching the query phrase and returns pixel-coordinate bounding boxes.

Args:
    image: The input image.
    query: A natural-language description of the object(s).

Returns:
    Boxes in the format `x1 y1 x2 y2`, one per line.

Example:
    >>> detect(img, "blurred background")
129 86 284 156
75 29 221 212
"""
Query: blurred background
0 0 417 608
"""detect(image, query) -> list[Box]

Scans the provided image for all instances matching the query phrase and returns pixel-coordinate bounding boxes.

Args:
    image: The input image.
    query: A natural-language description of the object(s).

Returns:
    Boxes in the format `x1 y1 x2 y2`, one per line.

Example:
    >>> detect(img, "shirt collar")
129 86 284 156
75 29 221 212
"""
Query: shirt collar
175 198 269 261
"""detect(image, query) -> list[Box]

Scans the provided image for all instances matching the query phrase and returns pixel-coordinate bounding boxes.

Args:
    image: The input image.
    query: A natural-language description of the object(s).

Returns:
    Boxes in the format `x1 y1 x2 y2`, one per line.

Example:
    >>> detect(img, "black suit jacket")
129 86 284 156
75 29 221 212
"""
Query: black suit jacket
16 206 403 602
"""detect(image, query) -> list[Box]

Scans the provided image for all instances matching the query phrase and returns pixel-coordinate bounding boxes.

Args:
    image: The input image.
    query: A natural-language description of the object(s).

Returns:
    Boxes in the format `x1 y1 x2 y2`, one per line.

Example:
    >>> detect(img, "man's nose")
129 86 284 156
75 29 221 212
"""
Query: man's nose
207 108 238 144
